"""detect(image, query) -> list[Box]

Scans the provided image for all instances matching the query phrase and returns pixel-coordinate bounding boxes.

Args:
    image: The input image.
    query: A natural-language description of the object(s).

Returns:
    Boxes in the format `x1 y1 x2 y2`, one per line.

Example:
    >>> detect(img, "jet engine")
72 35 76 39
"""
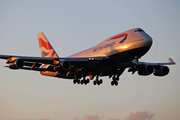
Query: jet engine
54 61 71 71
8 59 24 69
138 65 154 76
153 66 169 76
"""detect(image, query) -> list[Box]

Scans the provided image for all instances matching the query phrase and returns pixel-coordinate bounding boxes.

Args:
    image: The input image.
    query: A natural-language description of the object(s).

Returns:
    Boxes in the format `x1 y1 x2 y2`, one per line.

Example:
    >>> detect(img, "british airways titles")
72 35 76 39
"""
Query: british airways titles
92 41 116 53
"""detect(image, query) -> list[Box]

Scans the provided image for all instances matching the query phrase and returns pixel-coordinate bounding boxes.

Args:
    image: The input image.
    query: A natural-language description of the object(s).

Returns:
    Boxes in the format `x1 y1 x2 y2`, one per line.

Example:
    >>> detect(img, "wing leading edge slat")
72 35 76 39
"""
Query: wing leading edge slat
132 58 176 66
0 54 107 70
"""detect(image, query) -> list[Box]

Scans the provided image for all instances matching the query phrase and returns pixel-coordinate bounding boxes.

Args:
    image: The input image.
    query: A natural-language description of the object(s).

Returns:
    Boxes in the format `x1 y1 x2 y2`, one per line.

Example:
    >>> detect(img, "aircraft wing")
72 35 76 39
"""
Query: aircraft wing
127 58 175 76
131 58 176 66
0 54 107 71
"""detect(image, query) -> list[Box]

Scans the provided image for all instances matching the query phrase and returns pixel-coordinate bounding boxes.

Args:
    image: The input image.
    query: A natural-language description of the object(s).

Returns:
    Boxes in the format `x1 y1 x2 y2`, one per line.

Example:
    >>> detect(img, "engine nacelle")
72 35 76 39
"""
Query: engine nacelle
138 65 154 76
153 66 169 76
54 61 71 71
8 59 24 69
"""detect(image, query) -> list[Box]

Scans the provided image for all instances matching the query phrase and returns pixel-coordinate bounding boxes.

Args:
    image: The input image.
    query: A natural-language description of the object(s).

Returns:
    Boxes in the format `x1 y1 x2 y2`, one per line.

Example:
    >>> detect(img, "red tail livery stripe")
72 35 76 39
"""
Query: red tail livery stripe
38 38 53 50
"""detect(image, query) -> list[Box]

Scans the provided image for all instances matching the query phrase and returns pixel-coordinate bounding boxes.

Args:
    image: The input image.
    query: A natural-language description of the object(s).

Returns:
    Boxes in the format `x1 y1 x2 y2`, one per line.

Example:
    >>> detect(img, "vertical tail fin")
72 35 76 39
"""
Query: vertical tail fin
37 32 59 58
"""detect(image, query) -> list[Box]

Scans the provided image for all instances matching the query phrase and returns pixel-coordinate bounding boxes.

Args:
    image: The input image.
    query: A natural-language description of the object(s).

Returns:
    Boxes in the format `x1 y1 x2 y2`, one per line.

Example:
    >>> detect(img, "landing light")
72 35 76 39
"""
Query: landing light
121 45 128 49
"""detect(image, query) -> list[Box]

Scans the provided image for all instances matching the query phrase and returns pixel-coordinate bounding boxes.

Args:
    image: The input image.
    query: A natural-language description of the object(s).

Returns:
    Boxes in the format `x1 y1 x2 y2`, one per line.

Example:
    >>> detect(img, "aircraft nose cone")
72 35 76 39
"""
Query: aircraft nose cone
144 34 153 48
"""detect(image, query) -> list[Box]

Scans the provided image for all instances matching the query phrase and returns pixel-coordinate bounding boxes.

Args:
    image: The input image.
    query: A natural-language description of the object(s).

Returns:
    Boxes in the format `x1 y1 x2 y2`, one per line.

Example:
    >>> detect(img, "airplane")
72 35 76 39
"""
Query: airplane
0 28 176 86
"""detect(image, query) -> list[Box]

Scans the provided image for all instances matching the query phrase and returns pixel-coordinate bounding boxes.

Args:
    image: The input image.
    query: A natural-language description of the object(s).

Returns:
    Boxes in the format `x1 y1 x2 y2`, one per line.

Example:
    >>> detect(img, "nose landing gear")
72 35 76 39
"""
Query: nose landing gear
111 75 119 86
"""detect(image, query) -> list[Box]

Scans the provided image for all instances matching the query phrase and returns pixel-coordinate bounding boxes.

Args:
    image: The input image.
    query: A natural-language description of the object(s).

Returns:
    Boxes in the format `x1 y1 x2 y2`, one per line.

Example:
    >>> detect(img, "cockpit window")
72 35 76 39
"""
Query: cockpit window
134 29 144 32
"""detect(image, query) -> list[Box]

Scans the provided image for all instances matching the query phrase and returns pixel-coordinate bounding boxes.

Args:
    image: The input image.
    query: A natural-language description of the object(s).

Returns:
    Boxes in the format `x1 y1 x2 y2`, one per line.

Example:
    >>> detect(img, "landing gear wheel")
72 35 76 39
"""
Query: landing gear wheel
93 76 103 86
111 81 118 86
84 80 88 85
115 81 118 86
99 79 103 84
77 80 80 84
93 80 97 85
86 79 90 83
97 81 101 85
81 80 84 85
73 80 76 84
111 81 115 86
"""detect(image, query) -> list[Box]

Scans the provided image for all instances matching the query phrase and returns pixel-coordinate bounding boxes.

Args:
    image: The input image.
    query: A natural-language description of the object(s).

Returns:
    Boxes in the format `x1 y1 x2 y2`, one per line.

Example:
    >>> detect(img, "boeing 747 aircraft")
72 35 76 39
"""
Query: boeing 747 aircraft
0 28 175 86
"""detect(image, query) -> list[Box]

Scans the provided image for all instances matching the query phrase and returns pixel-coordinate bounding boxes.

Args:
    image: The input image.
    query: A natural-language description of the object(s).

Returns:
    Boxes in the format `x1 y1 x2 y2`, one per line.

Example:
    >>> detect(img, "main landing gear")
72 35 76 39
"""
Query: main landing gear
73 79 80 84
73 74 120 86
80 78 90 85
73 74 103 86
73 75 90 85
93 76 103 85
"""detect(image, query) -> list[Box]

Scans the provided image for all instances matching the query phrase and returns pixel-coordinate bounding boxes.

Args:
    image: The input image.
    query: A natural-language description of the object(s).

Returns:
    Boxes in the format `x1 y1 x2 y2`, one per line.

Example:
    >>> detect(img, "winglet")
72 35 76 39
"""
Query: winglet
168 58 175 64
